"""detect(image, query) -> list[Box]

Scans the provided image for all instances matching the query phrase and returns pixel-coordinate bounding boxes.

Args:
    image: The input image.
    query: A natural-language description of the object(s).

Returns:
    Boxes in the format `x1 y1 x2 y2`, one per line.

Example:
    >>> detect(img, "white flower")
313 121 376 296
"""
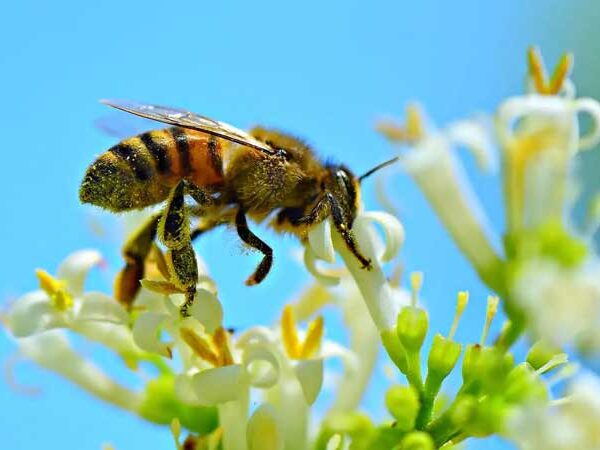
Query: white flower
497 93 600 232
511 258 600 351
378 104 502 289
6 250 128 338
508 372 600 450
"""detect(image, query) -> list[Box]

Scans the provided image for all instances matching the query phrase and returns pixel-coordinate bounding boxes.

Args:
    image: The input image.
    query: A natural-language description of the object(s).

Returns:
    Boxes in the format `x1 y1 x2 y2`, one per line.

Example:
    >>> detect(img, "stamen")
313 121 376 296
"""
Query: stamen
410 271 423 307
299 316 324 359
35 269 73 311
212 326 234 366
480 295 499 346
448 291 469 340
376 104 425 144
547 362 579 389
527 46 573 95
180 327 219 366
170 418 183 450
527 46 547 94
535 353 568 375
281 305 301 359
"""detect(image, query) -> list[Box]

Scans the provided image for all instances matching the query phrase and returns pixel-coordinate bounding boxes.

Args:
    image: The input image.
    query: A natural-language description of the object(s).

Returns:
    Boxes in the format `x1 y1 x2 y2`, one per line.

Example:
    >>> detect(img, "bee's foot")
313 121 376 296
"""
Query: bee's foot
361 258 373 270
179 290 196 317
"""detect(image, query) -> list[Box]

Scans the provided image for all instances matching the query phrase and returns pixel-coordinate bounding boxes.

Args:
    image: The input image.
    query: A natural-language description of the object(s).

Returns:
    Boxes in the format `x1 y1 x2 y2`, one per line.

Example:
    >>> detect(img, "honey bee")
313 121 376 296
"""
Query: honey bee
80 100 398 316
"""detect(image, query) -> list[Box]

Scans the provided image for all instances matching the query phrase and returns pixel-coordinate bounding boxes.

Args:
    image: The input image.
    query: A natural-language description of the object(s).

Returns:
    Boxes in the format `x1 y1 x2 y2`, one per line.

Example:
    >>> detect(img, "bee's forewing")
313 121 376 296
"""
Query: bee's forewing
100 99 275 154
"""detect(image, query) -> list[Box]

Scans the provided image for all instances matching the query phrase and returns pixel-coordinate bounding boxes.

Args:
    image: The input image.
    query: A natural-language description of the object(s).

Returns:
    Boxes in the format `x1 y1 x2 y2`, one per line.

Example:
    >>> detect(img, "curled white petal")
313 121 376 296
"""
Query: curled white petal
77 292 128 324
446 118 496 172
293 358 324 405
242 344 280 389
174 373 202 405
189 289 223 334
308 220 336 263
247 403 284 450
190 365 247 406
132 312 171 357
320 340 358 373
56 249 102 297
354 211 404 263
236 326 277 348
303 246 340 286
7 291 66 337
575 97 600 150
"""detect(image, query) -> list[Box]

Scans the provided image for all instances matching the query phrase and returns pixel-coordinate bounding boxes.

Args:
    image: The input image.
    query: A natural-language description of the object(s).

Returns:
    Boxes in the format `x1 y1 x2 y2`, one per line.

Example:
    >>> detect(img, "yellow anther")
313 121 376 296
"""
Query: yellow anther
527 46 573 95
480 295 499 346
281 304 301 359
299 316 324 359
376 103 425 144
180 327 220 366
410 271 424 307
281 304 325 360
212 326 234 366
35 269 73 311
448 291 469 340
170 418 183 450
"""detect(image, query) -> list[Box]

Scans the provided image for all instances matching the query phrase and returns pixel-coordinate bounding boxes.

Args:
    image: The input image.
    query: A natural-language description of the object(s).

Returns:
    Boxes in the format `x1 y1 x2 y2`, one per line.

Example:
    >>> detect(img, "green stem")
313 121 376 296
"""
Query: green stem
426 408 459 448
494 319 524 352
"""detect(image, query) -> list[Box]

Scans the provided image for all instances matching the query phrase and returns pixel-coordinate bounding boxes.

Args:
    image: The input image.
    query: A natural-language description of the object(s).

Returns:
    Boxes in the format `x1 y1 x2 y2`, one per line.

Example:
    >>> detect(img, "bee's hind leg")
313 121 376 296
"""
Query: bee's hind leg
158 181 198 316
235 207 273 285
115 213 161 308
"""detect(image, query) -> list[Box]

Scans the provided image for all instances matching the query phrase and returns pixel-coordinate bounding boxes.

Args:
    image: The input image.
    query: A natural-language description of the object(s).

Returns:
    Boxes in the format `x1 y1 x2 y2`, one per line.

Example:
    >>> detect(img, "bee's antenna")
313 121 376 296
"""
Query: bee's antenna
358 157 400 182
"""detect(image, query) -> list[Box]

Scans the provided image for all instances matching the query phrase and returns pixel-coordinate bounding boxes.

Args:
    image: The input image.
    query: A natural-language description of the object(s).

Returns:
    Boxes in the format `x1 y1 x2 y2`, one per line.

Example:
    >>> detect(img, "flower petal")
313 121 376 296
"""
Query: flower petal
308 220 336 263
354 211 404 263
77 292 128 324
303 246 340 286
189 365 247 405
293 358 323 405
243 345 280 389
446 119 496 172
247 403 284 450
132 312 172 358
7 291 66 337
56 249 103 297
189 289 223 334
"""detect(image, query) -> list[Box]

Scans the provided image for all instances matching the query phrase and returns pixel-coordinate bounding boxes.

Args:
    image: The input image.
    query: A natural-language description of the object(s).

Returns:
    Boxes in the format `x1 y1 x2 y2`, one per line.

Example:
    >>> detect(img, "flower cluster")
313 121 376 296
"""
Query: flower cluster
4 47 600 450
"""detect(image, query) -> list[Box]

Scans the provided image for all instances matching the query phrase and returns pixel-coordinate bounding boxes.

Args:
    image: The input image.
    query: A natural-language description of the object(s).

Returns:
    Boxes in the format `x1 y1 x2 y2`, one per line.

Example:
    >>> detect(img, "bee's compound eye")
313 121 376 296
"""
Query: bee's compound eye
276 148 290 160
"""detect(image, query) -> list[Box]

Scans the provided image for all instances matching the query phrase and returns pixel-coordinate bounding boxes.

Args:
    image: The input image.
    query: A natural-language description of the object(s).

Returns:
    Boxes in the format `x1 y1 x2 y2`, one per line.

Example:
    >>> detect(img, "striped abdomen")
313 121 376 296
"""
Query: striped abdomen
80 127 225 212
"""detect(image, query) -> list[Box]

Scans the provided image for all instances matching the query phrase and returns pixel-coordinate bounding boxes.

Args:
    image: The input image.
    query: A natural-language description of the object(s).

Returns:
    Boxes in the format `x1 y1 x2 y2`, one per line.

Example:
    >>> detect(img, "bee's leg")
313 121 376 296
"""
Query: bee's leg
158 181 198 316
115 213 160 307
326 193 373 270
235 208 273 285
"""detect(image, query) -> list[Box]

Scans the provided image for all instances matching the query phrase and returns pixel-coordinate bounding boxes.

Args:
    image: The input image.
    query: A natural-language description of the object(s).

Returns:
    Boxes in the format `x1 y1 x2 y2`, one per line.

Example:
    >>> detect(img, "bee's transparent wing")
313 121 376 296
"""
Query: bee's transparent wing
94 113 159 139
100 99 275 154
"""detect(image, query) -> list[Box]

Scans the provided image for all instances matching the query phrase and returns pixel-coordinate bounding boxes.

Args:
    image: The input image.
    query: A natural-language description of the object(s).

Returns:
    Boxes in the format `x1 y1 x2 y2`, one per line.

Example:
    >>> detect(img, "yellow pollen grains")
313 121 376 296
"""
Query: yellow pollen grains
527 46 573 96
449 291 469 340
180 326 234 367
35 269 74 311
281 304 324 360
377 103 425 144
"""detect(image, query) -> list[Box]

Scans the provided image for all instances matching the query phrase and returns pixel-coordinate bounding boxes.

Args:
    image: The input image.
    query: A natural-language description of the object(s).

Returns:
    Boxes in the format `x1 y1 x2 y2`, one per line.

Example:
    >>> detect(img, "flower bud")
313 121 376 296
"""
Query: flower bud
385 385 420 431
139 374 218 434
381 328 408 372
427 334 462 381
397 307 429 351
462 396 507 437
526 340 562 371
462 344 482 385
504 363 548 403
399 431 435 450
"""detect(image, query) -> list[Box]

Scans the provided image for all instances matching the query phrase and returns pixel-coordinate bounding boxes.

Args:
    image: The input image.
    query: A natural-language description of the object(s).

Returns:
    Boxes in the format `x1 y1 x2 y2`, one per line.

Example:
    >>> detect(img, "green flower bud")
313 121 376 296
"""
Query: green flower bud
526 340 562 371
381 328 408 373
504 363 548 404
461 344 481 385
399 431 434 450
462 396 507 437
427 334 462 380
385 385 420 431
450 395 478 427
139 374 218 434
397 307 429 352
476 347 514 393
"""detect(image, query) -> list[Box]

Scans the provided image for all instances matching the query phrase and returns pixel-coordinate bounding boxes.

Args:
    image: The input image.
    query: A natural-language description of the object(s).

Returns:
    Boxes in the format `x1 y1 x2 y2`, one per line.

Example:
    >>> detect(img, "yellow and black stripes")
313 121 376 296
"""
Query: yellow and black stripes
109 140 154 181
140 131 170 173
170 127 191 176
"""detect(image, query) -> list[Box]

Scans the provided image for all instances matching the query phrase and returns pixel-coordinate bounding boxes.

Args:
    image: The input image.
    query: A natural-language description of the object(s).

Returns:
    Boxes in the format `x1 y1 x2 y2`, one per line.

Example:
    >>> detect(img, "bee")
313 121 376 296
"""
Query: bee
80 100 398 316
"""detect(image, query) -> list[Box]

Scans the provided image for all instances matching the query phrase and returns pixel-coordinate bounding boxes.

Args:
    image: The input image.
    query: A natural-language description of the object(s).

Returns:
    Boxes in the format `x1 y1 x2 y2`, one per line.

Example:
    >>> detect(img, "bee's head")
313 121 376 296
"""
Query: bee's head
327 164 361 219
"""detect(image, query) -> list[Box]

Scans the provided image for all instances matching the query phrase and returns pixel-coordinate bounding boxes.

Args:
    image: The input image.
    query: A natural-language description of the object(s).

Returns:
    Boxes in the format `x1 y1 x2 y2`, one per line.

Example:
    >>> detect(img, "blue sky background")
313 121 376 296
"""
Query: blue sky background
2 1 600 449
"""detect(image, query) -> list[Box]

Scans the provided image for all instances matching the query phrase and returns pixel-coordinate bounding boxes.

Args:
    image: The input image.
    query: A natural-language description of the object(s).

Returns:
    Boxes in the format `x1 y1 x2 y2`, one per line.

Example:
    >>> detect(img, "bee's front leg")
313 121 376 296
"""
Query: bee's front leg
115 213 161 307
158 181 198 316
235 207 273 285
326 193 373 270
